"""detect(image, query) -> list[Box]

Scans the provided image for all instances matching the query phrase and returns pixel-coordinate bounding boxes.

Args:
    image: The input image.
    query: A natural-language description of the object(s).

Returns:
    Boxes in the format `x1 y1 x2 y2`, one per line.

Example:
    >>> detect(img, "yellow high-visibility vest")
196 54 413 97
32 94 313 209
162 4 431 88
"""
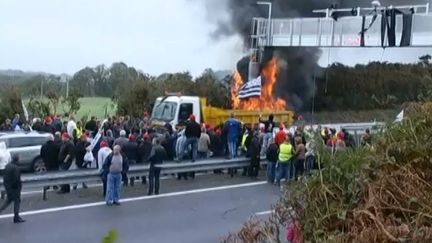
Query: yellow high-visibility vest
278 143 293 162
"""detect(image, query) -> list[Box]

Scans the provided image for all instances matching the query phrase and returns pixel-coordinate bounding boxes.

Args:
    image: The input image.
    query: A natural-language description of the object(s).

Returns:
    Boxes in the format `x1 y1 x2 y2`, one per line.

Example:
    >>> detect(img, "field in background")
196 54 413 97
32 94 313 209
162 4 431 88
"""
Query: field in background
24 97 116 119
76 97 116 119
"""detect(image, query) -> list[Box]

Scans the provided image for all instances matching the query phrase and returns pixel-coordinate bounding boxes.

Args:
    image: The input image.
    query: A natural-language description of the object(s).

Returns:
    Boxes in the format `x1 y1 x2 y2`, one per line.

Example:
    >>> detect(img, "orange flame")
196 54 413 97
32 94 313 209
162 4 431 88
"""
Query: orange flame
231 57 287 110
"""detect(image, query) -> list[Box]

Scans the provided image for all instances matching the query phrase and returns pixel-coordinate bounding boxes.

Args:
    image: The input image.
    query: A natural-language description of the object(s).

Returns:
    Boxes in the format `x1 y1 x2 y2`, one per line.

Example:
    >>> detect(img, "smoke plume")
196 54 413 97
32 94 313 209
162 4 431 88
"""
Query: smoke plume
206 0 429 110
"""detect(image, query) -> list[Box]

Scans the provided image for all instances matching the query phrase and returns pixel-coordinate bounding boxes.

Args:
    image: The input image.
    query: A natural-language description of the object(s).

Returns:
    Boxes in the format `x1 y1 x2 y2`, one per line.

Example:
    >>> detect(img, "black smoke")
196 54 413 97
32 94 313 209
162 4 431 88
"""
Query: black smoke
206 0 428 110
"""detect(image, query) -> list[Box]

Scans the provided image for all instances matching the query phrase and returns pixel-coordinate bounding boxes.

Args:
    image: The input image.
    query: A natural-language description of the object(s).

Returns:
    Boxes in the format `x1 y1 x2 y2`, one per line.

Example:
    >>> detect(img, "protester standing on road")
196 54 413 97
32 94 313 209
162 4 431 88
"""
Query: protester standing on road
148 138 167 195
0 155 25 223
248 130 261 178
198 127 210 159
75 134 90 169
73 121 83 143
276 135 294 187
67 115 77 138
261 114 275 154
266 138 279 184
275 124 286 146
40 134 60 171
58 133 75 194
182 114 201 162
41 116 55 134
98 140 112 197
113 130 129 148
85 116 98 137
224 113 241 159
294 137 306 180
123 135 138 186
103 145 128 206
305 139 316 173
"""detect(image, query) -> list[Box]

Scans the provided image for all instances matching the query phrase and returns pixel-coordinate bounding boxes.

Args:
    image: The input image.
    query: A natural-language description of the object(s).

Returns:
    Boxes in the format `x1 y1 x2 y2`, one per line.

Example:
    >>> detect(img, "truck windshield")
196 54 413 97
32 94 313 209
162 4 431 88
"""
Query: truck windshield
151 101 177 121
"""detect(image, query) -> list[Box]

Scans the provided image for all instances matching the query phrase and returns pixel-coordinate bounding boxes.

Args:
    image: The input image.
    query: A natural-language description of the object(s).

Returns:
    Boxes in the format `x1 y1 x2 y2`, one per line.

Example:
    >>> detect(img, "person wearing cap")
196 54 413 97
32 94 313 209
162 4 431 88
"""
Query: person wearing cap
41 116 55 134
123 134 139 185
114 130 128 149
58 132 75 193
0 155 25 223
182 114 201 163
275 124 287 146
98 140 112 197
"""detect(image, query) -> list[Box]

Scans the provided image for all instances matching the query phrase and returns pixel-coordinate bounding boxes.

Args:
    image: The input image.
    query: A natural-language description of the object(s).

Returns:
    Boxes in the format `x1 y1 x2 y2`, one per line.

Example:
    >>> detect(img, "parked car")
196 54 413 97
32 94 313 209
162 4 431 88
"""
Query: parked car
0 132 52 173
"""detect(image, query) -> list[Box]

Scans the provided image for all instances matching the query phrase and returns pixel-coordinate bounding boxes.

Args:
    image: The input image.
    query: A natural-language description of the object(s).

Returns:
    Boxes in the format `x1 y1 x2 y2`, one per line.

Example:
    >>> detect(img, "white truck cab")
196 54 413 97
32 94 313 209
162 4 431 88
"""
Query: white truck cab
151 96 201 129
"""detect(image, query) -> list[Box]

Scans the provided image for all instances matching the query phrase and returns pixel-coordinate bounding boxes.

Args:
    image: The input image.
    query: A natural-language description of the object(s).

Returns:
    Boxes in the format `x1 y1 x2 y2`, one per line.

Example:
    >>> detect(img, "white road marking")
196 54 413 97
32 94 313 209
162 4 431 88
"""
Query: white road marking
255 210 274 216
0 181 267 220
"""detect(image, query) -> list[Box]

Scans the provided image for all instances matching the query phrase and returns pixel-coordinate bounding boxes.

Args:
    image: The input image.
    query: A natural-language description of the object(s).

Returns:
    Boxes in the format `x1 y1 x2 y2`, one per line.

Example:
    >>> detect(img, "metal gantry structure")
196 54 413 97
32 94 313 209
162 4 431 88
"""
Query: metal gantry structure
248 2 432 78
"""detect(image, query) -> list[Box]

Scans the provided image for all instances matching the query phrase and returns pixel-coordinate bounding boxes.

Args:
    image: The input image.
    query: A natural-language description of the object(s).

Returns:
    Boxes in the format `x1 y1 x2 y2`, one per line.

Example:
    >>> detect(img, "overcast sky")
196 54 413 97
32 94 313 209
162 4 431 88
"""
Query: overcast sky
0 0 431 76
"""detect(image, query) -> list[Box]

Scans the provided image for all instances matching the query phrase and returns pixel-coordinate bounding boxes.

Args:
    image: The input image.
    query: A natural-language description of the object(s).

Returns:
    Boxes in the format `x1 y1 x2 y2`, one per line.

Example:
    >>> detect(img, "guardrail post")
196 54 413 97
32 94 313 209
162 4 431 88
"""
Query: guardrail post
43 187 48 201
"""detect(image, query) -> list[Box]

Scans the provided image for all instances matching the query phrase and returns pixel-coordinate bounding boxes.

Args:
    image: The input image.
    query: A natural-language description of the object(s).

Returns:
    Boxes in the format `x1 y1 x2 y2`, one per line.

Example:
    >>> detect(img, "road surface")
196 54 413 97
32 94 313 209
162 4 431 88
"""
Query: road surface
0 174 280 243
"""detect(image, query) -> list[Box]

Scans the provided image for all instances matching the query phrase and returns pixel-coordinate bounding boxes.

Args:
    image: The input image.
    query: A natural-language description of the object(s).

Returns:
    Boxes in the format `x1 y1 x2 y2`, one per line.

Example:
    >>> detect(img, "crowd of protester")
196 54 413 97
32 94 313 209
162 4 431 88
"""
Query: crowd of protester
0 111 373 205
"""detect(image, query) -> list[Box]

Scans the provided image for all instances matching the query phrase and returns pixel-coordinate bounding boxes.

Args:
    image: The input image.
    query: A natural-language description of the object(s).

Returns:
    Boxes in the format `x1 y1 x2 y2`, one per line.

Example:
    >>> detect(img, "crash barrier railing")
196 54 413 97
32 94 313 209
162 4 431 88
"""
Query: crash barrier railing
0 157 266 200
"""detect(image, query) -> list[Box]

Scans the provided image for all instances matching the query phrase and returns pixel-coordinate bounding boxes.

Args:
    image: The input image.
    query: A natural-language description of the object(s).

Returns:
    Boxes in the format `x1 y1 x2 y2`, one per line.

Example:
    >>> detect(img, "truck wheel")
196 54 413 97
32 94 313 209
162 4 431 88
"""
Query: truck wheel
33 158 47 174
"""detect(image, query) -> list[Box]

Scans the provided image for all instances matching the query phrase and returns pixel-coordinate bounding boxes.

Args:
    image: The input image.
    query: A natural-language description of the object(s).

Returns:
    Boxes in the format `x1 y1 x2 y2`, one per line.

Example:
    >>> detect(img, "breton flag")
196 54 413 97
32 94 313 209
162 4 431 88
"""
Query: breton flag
238 76 262 99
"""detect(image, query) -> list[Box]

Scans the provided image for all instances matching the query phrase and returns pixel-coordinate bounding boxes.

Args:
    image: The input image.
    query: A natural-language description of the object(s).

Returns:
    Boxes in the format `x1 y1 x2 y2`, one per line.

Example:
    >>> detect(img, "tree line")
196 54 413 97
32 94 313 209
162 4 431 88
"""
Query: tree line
0 55 431 123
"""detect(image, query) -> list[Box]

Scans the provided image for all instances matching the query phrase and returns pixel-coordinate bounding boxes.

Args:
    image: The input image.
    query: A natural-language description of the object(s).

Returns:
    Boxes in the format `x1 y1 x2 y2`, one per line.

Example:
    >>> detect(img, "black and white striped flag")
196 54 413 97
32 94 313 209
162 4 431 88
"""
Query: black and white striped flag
238 76 262 99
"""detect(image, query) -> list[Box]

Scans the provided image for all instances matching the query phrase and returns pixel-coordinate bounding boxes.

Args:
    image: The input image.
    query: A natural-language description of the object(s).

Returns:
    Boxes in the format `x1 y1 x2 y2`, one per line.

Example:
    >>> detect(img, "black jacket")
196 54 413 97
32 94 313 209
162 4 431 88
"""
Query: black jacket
75 140 90 168
248 135 261 158
58 140 75 170
123 141 138 162
149 145 167 165
3 162 21 198
40 140 60 170
185 120 201 139
40 124 55 134
266 143 279 163
137 140 152 163
85 120 97 132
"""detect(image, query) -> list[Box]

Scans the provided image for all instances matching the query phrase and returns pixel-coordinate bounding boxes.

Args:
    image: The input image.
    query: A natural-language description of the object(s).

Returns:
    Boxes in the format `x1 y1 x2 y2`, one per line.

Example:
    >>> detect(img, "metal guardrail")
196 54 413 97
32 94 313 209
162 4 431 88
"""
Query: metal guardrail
0 157 263 200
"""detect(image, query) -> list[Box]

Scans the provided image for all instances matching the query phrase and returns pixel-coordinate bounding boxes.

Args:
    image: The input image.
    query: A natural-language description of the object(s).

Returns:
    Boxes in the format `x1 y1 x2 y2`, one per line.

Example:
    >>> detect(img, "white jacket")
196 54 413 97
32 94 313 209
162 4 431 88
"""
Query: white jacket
67 120 77 138
0 142 11 170
97 147 112 170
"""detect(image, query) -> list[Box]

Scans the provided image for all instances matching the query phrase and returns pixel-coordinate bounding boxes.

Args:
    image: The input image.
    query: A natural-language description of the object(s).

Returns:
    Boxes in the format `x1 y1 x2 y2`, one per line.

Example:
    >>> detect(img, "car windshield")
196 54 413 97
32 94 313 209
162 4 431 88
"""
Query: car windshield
151 101 177 122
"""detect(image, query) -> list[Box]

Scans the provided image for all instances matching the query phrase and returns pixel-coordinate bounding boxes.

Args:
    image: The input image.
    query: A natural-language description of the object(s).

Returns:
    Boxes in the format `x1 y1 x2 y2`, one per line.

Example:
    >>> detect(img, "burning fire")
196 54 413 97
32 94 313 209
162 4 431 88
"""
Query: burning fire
231 57 287 110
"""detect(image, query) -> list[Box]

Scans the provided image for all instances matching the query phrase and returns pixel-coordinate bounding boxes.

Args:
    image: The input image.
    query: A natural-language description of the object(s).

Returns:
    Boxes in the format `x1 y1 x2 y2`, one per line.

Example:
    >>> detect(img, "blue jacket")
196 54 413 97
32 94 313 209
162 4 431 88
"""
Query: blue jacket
225 118 241 142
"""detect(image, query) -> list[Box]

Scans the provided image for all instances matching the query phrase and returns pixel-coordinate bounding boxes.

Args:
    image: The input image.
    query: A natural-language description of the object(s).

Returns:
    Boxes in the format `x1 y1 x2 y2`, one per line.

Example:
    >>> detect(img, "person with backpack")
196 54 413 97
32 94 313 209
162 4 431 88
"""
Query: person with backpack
102 145 129 206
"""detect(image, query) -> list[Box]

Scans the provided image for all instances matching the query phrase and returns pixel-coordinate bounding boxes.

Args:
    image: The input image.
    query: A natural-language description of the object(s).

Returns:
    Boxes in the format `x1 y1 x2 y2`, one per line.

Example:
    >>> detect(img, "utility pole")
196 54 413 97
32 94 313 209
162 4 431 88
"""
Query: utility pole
66 77 69 98
40 75 44 99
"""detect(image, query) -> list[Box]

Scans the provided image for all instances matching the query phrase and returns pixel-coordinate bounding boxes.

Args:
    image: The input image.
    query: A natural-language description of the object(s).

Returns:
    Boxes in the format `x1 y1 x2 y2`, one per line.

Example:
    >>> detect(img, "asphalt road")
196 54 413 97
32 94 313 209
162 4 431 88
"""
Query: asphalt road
0 175 280 243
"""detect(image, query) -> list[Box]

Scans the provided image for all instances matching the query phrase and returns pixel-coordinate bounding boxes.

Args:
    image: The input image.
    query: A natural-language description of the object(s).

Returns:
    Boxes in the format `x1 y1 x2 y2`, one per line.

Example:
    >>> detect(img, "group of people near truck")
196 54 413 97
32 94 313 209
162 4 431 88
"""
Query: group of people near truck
0 111 373 217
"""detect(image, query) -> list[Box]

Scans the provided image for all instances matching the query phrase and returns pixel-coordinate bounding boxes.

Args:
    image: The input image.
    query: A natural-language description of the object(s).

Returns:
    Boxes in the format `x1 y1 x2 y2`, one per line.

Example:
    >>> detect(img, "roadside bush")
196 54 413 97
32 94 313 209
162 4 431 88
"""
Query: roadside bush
225 102 432 242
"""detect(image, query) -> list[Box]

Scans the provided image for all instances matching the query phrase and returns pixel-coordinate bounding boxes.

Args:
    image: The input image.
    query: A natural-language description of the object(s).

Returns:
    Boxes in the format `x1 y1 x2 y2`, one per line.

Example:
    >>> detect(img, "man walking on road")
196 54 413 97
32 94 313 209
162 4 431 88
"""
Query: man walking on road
0 155 25 223
148 138 167 195
103 145 129 206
